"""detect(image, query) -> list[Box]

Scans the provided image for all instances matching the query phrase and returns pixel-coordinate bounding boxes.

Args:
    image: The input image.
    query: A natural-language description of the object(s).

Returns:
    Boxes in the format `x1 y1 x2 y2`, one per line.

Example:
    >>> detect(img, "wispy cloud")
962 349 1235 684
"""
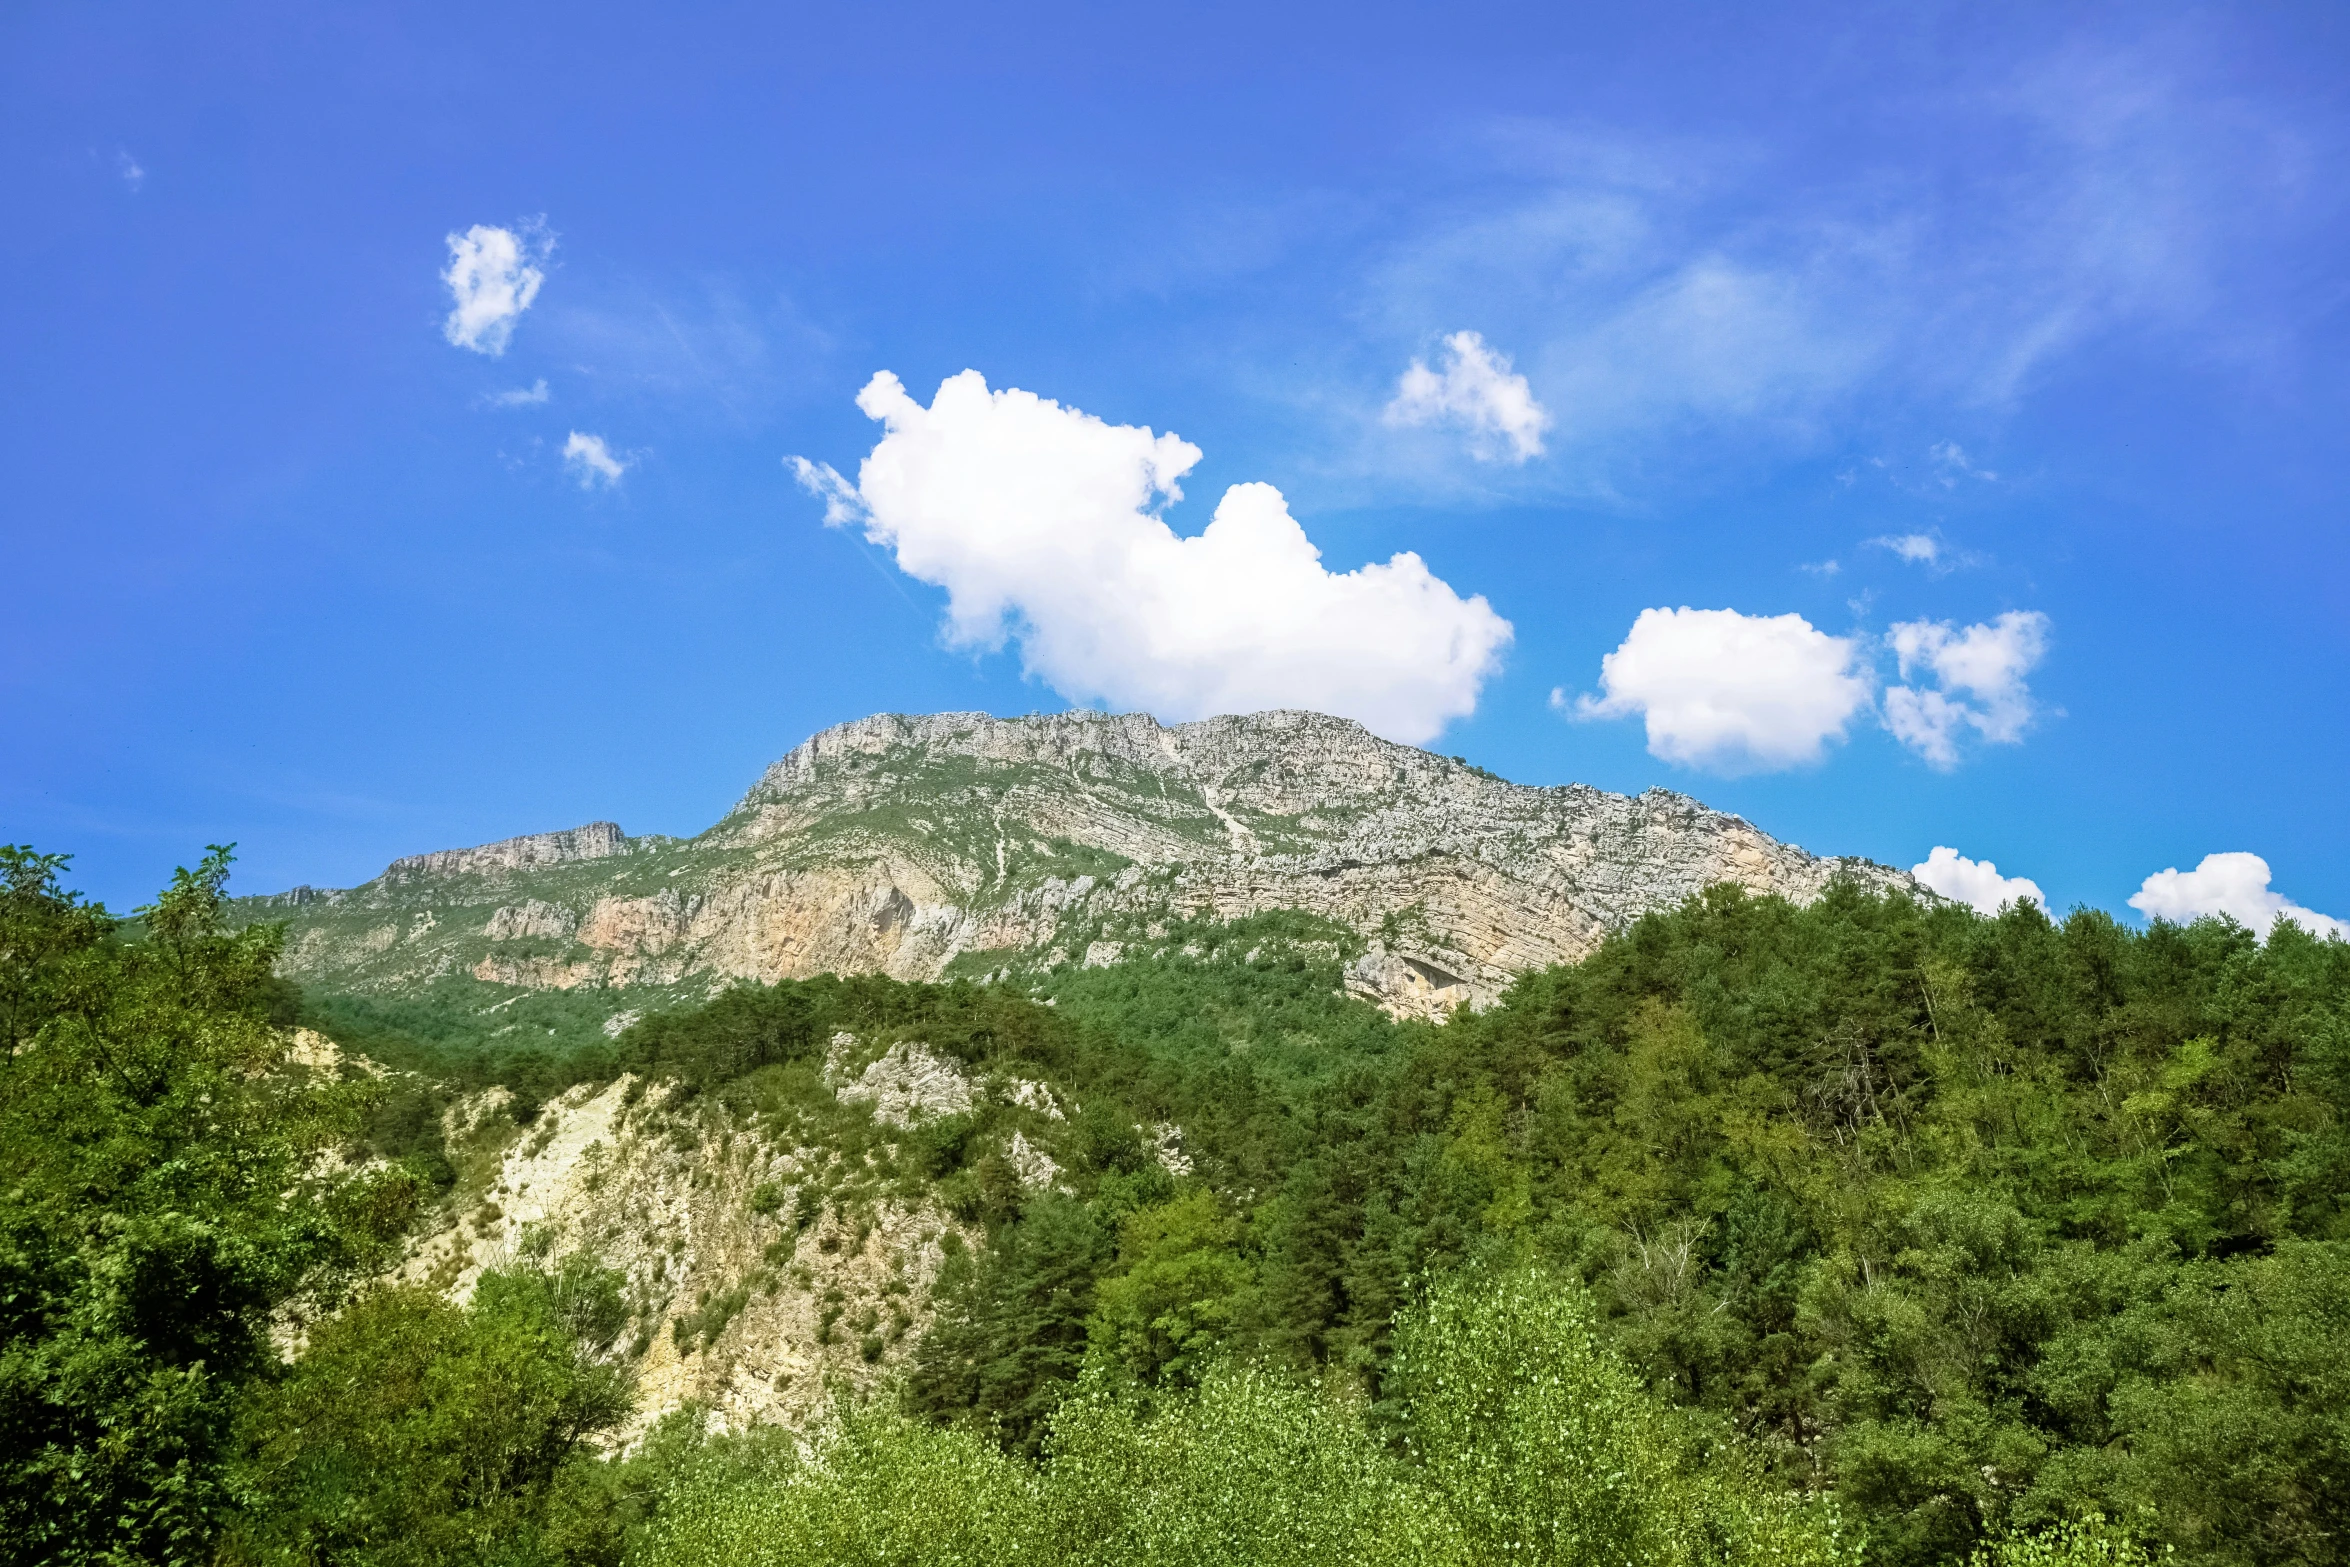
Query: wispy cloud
116 151 144 193
481 379 551 408
1929 441 1997 485
536 277 833 419
1865 525 1985 574
1871 533 1944 567
562 431 628 489
1344 44 2306 492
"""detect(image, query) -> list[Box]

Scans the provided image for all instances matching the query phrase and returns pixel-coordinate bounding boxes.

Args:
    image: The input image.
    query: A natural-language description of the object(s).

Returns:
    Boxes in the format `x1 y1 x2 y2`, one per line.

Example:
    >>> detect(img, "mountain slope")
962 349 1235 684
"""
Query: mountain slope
246 709 1913 1020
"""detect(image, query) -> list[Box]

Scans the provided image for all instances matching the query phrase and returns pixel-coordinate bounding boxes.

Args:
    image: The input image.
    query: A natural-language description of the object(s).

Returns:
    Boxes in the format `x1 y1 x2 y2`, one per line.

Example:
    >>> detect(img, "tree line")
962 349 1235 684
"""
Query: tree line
5 843 2344 1565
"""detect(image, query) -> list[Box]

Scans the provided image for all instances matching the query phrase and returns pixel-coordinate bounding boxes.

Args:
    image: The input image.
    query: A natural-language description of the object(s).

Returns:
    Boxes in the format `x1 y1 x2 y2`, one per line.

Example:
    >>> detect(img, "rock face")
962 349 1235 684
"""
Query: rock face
249 708 1915 1018
386 821 636 882
382 1025 1176 1441
397 1061 971 1442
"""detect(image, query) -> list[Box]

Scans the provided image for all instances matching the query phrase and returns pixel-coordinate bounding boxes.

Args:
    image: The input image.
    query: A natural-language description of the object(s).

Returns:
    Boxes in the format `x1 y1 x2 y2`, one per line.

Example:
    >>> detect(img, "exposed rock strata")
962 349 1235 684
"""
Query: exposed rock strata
251 708 1916 1018
399 1071 967 1442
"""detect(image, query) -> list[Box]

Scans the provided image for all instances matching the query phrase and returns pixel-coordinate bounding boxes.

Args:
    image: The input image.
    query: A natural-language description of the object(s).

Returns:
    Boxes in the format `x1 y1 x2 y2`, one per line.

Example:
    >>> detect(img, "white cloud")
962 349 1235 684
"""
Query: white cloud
562 431 627 488
2129 853 2347 941
483 379 550 408
1574 606 1871 771
1383 331 1552 462
791 369 1512 744
1931 441 1997 484
1343 54 2291 496
1913 846 2047 915
1871 533 1942 566
116 151 144 192
1881 687 1974 767
442 222 549 355
786 456 862 527
1884 611 2050 766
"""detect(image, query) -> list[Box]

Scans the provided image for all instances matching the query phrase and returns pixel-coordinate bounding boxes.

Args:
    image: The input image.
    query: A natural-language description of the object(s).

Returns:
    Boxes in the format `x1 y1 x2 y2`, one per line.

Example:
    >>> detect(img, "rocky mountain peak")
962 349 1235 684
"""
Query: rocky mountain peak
254 708 1916 1020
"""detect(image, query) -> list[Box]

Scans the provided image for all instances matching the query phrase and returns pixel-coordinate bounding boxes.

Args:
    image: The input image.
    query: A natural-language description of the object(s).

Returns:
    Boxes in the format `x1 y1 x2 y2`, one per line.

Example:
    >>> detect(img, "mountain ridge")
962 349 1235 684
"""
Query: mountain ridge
247 708 1917 1019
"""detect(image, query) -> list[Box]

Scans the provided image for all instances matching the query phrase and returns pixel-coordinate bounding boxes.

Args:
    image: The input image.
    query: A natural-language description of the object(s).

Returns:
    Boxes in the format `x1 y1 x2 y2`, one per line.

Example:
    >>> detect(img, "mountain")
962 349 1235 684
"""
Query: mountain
245 708 1914 1021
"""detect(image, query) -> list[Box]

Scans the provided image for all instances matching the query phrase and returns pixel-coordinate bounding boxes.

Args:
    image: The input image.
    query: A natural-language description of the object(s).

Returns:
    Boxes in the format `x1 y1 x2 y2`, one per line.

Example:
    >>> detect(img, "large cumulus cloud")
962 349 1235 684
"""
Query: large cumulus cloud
793 370 1512 744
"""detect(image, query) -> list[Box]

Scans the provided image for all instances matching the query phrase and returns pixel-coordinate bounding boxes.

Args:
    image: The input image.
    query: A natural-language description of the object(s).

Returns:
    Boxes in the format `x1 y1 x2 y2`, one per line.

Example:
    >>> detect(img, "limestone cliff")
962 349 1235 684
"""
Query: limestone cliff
376 1028 1136 1440
248 709 1913 1020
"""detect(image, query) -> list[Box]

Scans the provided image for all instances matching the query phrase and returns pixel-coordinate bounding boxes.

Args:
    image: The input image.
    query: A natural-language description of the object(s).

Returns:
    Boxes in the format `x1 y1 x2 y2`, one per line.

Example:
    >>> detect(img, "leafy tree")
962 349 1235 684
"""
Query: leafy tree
1084 1186 1255 1389
0 846 391 1567
226 1258 635 1566
643 1267 1850 1567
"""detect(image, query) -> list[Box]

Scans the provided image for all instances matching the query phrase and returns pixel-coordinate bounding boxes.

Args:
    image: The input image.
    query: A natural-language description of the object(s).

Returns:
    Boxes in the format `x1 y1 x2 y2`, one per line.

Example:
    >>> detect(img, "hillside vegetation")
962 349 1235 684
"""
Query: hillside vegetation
5 842 2347 1567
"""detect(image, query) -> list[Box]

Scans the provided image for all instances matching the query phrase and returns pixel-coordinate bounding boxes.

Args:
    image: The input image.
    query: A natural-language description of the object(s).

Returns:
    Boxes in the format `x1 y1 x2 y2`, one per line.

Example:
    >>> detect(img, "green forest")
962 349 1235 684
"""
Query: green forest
5 843 2346 1567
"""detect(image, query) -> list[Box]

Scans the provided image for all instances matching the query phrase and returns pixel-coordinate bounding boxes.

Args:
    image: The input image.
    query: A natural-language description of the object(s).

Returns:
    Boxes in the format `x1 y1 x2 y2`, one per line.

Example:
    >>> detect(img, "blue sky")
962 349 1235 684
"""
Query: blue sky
4 1 2347 932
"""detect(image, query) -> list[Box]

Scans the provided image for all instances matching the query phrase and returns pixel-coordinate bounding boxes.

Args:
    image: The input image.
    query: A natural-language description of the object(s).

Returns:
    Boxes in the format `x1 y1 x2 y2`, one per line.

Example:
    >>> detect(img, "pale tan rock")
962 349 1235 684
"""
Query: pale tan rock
256 708 1918 1017
395 1073 968 1444
836 1041 978 1128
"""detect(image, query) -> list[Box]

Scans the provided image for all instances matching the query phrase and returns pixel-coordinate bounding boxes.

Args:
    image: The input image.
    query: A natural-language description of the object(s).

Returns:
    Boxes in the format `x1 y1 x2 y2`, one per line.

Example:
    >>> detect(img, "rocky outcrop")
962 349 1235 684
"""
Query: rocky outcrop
387 821 634 883
254 708 1918 1018
402 1068 970 1443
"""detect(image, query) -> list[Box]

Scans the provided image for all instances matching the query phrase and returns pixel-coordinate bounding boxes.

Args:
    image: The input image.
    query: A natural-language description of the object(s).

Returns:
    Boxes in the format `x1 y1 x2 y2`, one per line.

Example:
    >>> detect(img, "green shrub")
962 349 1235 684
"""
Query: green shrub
1393 1266 1683 1567
1040 1363 1457 1566
1973 1515 2162 1567
226 1262 634 1566
641 1403 1041 1567
1392 1266 1858 1567
649 1268 1846 1567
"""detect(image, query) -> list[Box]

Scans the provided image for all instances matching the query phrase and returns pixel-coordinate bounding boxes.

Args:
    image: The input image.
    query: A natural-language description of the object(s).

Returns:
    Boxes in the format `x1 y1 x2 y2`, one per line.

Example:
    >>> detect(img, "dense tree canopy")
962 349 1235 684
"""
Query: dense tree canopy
6 842 2345 1566
905 884 2350 1567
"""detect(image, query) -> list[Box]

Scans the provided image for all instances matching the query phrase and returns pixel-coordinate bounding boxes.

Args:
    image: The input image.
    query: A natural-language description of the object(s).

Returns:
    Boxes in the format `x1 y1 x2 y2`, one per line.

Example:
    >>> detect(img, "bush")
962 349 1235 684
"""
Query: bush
641 1403 1040 1567
1040 1363 1455 1566
1973 1516 2162 1567
226 1262 634 1566
647 1267 1847 1567
1393 1266 1857 1567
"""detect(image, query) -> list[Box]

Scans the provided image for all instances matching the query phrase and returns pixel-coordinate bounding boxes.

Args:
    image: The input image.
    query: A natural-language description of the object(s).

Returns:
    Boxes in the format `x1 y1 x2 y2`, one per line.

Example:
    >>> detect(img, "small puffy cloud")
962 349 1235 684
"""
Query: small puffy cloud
1383 330 1552 463
1884 610 2049 766
442 222 549 355
116 151 144 192
1871 533 1942 566
1913 846 2046 915
791 370 1512 744
2129 853 2346 941
1574 606 1872 772
562 431 627 489
1868 528 1983 574
483 379 550 408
